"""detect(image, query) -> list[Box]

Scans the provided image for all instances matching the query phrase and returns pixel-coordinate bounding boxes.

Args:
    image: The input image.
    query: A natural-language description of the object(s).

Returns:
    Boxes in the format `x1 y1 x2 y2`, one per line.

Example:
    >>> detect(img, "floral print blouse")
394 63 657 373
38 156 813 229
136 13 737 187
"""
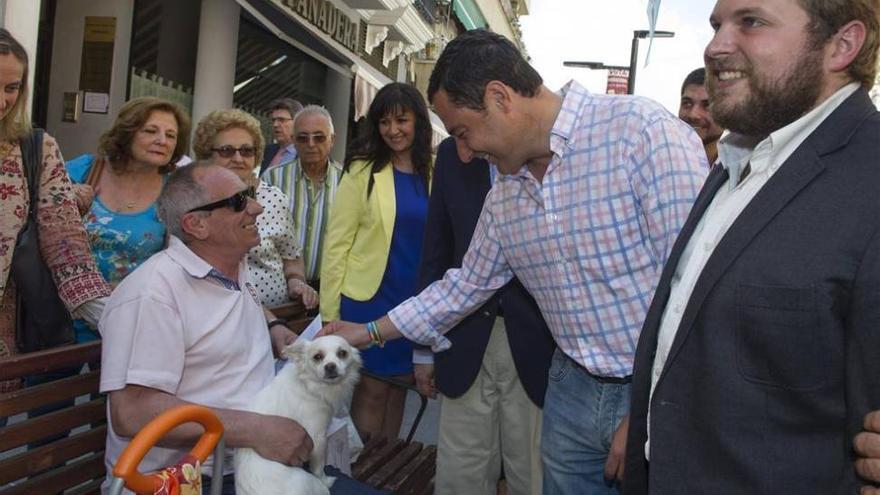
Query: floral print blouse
0 133 110 391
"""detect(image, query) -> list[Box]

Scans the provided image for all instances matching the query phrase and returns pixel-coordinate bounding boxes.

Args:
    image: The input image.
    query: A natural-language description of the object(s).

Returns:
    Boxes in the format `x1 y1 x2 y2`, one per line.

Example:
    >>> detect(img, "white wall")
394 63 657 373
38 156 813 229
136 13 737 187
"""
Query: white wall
46 0 134 159
475 0 515 41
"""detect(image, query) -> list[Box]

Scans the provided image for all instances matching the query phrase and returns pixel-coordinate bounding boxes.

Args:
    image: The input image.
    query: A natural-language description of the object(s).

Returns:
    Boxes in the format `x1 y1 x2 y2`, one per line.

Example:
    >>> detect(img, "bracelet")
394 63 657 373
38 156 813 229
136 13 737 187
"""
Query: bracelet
267 318 288 331
365 320 384 348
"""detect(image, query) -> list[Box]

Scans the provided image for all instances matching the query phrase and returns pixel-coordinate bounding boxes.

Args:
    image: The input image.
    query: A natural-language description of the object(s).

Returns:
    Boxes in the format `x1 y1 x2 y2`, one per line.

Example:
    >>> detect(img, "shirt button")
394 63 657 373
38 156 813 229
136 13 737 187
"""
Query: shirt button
482 310 491 317
703 242 712 252
674 304 682 313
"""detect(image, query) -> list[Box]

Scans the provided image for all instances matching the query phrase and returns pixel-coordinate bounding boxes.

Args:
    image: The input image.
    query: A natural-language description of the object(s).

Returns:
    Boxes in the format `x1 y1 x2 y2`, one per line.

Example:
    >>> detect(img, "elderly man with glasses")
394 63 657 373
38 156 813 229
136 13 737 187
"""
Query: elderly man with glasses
262 105 342 293
98 162 382 495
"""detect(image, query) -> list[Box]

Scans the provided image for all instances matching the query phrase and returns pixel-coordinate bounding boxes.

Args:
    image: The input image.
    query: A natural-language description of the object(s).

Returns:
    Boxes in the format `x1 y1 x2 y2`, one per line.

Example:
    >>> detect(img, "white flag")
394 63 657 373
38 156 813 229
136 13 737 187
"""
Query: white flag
644 0 661 66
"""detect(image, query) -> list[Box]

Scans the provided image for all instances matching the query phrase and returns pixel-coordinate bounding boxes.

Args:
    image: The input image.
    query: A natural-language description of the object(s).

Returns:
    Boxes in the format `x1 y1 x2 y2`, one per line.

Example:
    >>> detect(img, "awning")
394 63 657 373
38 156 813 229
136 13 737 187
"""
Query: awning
351 58 448 148
452 0 487 30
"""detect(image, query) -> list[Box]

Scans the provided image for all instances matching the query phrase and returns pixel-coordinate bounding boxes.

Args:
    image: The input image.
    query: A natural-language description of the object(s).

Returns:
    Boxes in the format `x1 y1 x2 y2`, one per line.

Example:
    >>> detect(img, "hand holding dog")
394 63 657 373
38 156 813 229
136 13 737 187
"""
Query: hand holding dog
252 414 314 466
269 325 298 358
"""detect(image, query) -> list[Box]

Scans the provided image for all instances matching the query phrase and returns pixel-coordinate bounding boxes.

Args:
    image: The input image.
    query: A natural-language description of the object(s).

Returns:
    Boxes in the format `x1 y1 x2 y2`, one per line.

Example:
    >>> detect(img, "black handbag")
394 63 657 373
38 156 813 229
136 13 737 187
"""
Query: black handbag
10 129 75 352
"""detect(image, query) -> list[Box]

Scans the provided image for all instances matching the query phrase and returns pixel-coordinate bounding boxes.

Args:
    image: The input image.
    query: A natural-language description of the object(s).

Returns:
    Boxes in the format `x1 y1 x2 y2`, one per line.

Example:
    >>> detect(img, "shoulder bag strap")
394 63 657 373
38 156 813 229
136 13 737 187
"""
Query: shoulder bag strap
19 129 45 218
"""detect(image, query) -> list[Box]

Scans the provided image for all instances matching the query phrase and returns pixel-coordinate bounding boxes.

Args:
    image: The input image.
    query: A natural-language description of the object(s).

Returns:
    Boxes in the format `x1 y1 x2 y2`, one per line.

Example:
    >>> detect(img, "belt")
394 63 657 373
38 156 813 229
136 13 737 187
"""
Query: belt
585 369 632 384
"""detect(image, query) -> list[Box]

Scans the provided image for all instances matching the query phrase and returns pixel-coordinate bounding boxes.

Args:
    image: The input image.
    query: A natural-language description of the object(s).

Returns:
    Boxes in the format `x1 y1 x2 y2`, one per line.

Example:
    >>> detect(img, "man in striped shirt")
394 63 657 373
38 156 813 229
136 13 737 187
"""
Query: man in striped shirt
323 29 706 494
262 105 342 290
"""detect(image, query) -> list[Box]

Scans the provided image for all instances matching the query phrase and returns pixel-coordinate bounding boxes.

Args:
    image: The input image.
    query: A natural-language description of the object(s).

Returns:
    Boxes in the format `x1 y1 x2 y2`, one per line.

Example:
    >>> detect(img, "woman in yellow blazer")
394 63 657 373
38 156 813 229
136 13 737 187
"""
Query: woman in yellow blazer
321 83 433 442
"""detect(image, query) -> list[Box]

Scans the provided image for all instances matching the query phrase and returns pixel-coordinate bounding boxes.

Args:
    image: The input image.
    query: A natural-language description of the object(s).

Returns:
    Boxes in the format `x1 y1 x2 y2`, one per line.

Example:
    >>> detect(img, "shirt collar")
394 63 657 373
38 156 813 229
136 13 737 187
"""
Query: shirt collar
165 236 246 286
718 82 859 188
503 80 585 182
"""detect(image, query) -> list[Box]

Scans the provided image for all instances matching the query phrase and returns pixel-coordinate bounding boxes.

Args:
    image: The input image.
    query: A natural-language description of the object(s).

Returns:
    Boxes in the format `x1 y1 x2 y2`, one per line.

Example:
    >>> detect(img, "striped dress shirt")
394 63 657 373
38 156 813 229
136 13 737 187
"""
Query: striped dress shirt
262 158 343 282
389 81 707 377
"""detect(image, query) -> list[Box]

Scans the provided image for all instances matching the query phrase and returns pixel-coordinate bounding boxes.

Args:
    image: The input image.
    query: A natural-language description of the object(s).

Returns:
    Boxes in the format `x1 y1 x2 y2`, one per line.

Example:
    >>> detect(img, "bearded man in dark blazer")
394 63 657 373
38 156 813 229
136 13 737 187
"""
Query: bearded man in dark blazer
622 0 880 493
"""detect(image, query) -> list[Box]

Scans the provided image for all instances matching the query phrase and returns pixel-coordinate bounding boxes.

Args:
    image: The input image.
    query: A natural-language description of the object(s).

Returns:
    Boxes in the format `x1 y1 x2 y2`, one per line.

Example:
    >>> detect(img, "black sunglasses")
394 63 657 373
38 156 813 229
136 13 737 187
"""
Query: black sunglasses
187 186 256 213
294 133 328 144
211 145 257 158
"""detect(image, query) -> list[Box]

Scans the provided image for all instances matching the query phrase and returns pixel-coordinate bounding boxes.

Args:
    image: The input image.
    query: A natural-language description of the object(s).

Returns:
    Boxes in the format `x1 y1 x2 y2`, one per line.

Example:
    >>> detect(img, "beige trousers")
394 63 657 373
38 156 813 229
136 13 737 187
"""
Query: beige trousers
435 319 542 495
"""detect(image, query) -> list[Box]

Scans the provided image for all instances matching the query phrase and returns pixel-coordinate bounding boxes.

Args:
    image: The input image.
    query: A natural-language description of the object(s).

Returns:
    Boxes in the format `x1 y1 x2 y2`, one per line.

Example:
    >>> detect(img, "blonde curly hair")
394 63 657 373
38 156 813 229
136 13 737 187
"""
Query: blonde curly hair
193 108 265 166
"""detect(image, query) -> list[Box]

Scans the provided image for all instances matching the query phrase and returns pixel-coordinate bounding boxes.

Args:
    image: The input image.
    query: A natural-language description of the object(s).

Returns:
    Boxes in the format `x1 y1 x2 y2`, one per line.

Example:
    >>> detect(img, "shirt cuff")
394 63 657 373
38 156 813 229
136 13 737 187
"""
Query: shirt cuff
412 348 434 365
388 298 452 353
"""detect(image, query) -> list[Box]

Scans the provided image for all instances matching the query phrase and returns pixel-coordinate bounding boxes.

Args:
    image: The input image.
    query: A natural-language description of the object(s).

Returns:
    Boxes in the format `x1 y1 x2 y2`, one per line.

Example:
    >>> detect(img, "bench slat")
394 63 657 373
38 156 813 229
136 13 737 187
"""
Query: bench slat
0 451 105 495
0 425 106 485
397 445 436 495
353 437 405 481
0 371 100 417
366 441 422 489
0 398 106 452
65 478 104 495
0 342 100 381
385 444 436 494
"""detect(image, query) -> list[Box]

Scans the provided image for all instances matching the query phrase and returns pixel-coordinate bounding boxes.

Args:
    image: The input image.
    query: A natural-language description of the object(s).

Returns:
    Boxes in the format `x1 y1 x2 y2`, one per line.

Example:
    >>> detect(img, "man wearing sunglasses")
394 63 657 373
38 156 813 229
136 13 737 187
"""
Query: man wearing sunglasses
98 163 313 493
262 105 342 293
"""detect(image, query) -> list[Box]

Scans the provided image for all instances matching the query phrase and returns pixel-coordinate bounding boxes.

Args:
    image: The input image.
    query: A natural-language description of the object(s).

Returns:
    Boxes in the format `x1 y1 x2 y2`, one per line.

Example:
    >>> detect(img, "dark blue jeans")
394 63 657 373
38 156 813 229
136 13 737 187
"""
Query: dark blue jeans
202 466 388 494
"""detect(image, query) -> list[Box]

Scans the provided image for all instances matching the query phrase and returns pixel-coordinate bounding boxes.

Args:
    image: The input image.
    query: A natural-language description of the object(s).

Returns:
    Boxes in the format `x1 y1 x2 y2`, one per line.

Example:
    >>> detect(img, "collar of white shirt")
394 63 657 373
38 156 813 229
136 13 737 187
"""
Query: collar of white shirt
718 82 859 190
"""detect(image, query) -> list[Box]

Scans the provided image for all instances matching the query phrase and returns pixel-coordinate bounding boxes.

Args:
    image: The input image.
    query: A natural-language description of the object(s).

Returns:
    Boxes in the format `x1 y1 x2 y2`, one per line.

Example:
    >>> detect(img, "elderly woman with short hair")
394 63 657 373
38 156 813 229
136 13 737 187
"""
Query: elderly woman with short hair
193 108 317 309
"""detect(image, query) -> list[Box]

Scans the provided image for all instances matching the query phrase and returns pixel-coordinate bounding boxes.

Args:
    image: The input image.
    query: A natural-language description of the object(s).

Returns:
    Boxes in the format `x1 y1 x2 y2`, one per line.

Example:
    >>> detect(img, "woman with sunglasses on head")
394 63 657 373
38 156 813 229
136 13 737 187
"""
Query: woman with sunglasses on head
321 82 433 442
193 108 318 310
65 96 190 342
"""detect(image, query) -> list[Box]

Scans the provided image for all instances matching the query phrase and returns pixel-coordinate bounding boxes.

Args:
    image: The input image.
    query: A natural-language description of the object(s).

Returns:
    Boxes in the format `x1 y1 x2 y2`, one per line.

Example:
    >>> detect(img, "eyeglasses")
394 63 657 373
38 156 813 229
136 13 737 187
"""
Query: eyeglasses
187 186 256 213
211 145 256 158
294 133 328 145
270 117 293 123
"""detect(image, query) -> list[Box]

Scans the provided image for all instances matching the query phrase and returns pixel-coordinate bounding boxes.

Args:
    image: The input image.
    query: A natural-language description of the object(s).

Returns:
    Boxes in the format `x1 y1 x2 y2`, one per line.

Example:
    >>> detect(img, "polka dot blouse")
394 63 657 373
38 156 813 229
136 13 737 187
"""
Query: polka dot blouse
246 181 302 307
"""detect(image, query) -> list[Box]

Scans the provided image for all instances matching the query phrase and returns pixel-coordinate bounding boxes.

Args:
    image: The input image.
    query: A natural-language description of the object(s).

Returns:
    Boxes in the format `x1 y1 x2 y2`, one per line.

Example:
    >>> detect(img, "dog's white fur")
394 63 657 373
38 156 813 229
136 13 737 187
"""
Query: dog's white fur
234 335 361 495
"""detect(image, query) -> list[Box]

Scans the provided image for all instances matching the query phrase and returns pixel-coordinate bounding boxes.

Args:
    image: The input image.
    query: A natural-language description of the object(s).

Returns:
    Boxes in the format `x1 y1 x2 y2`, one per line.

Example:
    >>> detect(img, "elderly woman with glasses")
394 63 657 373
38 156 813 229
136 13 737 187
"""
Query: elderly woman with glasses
193 108 317 310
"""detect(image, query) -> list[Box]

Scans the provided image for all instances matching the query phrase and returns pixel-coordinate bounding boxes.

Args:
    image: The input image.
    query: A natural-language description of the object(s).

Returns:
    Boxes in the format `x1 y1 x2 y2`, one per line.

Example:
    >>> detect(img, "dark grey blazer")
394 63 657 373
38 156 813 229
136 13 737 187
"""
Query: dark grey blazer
624 89 880 494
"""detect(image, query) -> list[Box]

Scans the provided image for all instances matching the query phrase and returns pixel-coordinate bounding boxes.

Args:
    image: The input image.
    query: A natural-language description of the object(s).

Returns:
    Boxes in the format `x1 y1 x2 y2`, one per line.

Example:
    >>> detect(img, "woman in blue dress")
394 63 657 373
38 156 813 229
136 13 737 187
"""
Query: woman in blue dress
321 83 433 441
66 97 190 342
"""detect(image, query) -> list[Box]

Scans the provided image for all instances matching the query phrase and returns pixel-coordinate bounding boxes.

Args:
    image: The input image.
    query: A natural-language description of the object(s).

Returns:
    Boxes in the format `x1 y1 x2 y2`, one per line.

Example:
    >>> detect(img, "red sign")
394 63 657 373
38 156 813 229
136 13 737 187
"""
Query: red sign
606 69 630 94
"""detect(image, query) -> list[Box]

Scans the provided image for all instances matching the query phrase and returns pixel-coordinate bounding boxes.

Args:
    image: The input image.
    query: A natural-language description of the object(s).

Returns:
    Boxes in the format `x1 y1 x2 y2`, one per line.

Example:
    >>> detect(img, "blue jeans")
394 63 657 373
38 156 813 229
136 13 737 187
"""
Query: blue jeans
541 349 631 495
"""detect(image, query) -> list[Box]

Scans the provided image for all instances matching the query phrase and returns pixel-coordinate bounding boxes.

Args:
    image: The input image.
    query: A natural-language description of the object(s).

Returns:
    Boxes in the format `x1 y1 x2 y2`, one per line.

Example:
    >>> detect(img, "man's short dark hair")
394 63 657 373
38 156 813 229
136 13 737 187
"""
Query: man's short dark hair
797 0 880 89
681 67 706 95
268 97 304 117
427 29 542 111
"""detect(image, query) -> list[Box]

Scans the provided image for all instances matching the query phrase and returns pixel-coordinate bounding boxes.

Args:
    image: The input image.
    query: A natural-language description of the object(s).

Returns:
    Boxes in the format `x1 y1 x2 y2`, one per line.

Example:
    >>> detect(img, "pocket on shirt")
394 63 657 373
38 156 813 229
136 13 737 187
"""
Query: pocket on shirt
735 284 828 390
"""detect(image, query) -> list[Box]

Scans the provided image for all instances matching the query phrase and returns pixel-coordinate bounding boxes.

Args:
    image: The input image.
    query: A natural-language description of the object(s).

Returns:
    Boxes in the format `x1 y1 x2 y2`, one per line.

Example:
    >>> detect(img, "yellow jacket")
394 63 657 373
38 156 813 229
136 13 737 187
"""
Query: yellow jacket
320 159 431 321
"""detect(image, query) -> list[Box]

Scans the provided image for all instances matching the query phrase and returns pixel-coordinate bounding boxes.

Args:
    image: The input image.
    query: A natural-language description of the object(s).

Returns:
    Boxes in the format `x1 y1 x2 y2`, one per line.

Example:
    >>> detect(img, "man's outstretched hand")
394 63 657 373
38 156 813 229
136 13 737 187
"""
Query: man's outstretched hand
319 320 371 348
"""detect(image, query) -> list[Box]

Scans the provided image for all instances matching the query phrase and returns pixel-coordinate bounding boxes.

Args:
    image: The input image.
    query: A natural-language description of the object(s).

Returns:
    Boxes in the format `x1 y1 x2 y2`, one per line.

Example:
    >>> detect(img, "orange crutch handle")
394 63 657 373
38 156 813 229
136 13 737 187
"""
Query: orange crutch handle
113 404 224 494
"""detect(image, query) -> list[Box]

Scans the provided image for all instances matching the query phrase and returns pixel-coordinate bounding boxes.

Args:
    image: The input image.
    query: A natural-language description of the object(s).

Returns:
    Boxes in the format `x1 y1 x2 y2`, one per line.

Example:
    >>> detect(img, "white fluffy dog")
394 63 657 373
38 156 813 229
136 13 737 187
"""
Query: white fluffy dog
234 335 361 495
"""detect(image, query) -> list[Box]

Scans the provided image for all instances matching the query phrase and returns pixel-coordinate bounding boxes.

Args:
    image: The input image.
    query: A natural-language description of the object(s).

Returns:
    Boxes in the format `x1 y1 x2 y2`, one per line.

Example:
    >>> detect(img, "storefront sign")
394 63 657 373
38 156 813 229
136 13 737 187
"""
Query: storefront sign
280 0 359 52
79 16 116 93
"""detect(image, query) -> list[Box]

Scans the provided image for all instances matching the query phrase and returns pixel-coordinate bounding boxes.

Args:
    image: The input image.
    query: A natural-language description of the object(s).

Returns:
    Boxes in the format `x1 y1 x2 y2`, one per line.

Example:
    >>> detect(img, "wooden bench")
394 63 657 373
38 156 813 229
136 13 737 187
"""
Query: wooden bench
0 341 105 495
0 313 436 495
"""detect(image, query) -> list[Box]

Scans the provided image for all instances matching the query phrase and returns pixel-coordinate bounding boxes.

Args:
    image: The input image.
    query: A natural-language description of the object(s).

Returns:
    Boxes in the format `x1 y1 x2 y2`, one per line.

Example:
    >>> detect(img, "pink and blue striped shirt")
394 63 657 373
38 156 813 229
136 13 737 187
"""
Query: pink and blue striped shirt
389 81 707 377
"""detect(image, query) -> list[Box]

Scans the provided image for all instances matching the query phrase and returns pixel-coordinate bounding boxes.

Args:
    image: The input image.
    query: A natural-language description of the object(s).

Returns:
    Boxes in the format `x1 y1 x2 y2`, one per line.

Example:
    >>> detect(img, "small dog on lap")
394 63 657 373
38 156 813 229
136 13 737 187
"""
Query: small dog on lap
235 335 361 495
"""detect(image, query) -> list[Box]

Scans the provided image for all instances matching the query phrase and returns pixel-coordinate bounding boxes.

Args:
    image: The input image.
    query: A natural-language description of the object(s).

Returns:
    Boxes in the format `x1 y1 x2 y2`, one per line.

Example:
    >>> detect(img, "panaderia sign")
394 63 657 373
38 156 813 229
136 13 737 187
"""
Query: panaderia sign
277 0 360 52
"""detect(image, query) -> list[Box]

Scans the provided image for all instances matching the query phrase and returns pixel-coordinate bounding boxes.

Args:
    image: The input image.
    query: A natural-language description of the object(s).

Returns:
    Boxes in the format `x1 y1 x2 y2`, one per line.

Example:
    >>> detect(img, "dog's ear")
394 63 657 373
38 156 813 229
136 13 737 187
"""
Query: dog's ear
284 338 308 362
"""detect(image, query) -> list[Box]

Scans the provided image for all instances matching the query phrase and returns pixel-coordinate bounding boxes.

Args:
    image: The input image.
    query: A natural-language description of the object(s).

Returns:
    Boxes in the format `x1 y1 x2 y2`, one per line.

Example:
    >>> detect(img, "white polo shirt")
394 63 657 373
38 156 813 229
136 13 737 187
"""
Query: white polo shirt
99 236 273 490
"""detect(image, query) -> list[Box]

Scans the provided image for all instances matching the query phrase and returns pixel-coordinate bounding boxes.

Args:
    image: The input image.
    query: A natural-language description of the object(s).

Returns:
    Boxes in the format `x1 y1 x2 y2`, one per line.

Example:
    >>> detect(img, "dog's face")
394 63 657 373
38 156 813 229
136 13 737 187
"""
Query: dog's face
286 335 361 385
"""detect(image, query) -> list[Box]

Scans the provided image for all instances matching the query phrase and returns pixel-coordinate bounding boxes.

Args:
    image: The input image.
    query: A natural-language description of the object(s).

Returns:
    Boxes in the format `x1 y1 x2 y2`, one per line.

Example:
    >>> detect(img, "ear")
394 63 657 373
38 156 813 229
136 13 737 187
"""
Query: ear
284 338 307 361
825 20 866 74
180 212 209 241
484 80 514 113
